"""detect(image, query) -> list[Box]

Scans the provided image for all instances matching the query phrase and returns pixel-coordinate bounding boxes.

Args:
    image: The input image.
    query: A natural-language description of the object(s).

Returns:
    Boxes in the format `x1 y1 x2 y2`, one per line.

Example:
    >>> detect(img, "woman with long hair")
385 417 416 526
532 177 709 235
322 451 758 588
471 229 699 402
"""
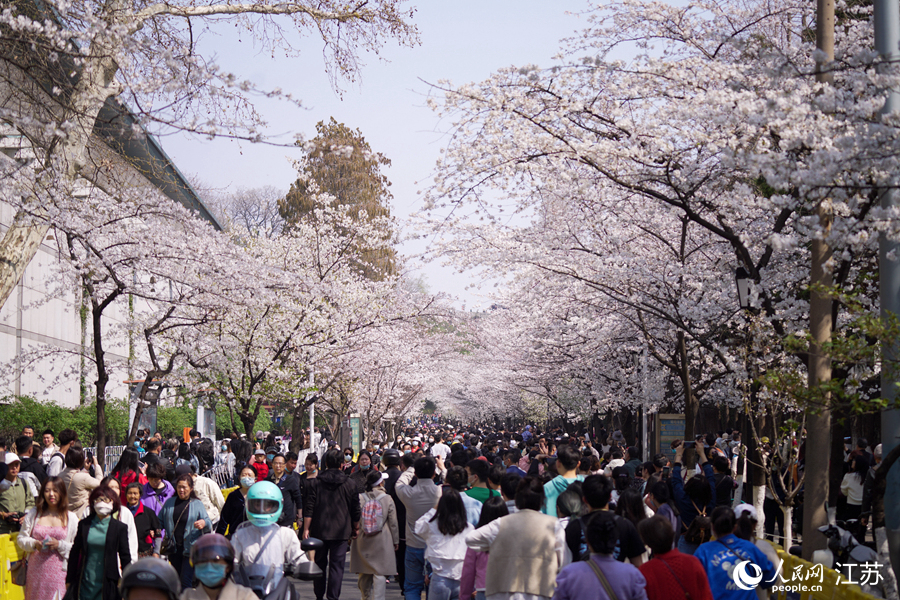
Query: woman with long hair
415 488 474 600
840 453 869 522
615 488 650 530
350 470 400 600
177 443 200 474
349 450 375 493
160 473 212 589
460 496 508 600
65 485 132 600
17 477 78 600
110 447 147 506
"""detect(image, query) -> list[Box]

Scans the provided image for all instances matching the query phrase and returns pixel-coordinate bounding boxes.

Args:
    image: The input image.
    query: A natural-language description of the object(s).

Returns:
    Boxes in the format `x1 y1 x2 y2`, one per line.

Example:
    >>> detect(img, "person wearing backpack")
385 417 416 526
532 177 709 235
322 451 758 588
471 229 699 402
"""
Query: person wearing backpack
670 441 716 555
350 470 399 600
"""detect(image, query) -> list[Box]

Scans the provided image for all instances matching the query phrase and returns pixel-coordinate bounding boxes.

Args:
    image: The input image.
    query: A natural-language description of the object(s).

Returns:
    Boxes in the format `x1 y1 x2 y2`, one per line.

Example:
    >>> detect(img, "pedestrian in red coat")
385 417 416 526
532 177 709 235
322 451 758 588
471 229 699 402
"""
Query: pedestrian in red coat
638 516 713 600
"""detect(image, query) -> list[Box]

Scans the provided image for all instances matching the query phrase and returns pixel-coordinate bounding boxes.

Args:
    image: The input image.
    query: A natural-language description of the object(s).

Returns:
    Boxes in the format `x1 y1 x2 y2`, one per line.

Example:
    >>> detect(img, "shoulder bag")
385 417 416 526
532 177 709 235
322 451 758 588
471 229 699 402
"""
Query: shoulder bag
585 558 619 600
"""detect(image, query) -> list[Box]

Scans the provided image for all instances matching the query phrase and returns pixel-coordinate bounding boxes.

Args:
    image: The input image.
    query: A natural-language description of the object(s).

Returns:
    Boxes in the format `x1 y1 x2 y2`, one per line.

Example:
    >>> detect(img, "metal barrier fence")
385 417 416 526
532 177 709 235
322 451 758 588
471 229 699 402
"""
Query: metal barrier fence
81 445 132 477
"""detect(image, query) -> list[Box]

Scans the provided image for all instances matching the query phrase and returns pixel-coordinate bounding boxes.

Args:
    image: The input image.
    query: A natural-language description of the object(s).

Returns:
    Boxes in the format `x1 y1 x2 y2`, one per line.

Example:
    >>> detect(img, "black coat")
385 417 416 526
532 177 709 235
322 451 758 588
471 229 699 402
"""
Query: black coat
215 489 246 539
131 503 161 555
19 457 46 484
66 516 132 600
269 471 302 527
383 466 406 541
303 469 361 541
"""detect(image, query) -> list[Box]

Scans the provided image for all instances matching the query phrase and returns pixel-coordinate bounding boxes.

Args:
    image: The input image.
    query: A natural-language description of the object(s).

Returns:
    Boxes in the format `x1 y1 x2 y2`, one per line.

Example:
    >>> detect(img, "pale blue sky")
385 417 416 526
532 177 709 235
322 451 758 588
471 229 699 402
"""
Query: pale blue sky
163 2 590 307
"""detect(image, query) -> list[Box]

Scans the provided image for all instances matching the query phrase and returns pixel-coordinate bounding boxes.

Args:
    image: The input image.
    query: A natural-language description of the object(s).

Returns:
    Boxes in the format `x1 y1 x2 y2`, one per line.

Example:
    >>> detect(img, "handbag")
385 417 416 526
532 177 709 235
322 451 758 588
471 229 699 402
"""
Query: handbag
10 559 26 587
161 501 189 556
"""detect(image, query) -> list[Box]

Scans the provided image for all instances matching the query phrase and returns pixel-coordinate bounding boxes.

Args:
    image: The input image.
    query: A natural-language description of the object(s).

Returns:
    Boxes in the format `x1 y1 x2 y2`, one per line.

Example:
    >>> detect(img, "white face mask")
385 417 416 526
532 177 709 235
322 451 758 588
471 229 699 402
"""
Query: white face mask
94 502 113 516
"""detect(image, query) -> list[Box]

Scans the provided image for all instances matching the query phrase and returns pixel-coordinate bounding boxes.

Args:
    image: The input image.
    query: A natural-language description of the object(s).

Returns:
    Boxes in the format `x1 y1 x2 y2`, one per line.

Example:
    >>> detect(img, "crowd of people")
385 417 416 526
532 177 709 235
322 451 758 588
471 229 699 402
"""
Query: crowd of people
0 422 883 600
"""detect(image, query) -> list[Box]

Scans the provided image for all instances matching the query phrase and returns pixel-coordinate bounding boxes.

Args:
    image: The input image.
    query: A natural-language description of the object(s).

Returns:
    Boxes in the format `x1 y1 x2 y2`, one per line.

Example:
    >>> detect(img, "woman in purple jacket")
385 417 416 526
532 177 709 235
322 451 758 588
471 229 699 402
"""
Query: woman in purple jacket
553 510 648 600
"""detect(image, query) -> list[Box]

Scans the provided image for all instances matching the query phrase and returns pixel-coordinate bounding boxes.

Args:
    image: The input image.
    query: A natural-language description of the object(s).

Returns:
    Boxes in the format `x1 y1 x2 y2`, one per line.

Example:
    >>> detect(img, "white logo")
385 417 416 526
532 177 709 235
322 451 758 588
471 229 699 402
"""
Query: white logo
732 560 763 590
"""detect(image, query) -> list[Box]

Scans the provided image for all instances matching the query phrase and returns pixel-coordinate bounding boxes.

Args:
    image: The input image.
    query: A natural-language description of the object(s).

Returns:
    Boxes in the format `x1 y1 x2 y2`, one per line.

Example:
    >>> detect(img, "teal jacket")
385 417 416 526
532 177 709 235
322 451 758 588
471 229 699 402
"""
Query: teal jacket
542 475 584 517
159 497 211 556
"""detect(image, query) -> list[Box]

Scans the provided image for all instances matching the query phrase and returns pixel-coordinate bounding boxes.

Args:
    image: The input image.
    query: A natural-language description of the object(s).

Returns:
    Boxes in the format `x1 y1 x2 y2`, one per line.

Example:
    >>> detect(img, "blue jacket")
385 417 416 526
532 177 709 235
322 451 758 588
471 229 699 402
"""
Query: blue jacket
694 534 776 600
159 497 211 556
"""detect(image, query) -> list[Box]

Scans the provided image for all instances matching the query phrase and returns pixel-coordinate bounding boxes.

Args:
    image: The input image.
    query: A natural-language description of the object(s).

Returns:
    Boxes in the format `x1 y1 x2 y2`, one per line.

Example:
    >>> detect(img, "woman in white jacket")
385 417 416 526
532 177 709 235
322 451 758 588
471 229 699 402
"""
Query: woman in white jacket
16 477 78 600
415 488 474 600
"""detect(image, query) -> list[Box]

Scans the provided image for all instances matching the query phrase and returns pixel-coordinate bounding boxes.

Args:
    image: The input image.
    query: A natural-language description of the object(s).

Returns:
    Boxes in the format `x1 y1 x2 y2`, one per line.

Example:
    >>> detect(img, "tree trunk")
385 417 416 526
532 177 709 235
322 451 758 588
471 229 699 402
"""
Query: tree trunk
93 307 109 471
0 218 50 310
677 332 698 468
782 503 793 550
803 0 835 561
753 485 766 540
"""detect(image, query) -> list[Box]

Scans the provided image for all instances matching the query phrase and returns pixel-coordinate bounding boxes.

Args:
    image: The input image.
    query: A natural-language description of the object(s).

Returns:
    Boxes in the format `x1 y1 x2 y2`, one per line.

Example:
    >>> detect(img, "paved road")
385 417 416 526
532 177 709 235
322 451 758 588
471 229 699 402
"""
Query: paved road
291 559 406 600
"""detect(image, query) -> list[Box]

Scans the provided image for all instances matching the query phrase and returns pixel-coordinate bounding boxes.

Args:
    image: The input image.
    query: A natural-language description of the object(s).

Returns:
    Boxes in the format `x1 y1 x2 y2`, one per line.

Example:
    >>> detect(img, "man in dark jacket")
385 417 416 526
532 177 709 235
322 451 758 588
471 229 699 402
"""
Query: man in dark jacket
302 447 361 600
269 453 302 528
15 436 46 485
382 448 406 594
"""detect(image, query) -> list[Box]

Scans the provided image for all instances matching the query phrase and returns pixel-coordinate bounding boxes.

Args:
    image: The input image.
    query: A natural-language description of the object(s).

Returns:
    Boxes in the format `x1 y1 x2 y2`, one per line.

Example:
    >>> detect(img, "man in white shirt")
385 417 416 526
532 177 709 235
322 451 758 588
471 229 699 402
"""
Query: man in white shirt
431 432 451 462
39 429 59 466
46 429 77 478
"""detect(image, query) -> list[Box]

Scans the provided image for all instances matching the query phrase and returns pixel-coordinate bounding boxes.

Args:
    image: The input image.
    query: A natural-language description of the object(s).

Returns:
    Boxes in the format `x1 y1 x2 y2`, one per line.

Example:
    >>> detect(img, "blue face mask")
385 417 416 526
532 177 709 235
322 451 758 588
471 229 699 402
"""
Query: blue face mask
403 449 411 455
240 477 255 489
266 454 274 461
195 562 227 588
361 464 370 471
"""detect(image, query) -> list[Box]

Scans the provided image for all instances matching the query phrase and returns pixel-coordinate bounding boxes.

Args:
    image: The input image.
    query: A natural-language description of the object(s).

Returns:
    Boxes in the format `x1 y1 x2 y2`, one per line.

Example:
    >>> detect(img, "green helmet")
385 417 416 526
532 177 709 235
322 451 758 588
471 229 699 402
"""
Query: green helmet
246 480 282 527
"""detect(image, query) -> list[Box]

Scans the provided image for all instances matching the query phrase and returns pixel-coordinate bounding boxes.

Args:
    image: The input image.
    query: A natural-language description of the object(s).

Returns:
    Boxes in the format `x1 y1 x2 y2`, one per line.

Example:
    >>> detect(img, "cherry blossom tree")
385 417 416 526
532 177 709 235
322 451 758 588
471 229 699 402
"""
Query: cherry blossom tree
0 0 418 308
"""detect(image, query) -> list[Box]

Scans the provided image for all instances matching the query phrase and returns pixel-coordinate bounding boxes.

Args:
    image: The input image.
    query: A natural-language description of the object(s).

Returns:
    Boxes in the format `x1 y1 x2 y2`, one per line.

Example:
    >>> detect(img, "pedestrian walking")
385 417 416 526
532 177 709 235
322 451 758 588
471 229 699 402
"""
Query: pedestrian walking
302 447 362 600
350 470 400 600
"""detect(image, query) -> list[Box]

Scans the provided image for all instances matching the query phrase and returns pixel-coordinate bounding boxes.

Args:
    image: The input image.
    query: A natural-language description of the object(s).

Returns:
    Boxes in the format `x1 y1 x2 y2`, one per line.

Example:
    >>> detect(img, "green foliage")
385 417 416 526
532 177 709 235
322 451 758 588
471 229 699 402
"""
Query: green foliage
0 396 128 445
758 283 900 418
214 402 272 437
156 403 197 440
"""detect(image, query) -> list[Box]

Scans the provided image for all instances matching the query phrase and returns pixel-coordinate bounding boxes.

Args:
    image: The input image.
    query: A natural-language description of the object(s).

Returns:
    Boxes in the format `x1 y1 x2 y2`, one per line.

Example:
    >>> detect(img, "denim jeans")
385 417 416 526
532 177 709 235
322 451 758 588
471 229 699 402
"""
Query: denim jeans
475 592 486 600
428 574 460 600
677 536 700 555
404 546 426 600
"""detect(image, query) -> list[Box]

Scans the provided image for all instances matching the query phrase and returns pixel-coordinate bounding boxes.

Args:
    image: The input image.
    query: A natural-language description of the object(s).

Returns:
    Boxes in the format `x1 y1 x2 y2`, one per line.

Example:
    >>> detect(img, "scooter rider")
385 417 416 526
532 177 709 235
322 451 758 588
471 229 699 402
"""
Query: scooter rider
231 481 307 598
119 557 181 600
183 534 256 600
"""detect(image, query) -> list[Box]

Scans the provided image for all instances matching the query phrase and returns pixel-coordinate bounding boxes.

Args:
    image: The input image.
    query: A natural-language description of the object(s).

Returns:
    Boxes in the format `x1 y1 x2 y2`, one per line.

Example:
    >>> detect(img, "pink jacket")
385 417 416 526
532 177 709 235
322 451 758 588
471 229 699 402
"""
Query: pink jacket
460 547 489 599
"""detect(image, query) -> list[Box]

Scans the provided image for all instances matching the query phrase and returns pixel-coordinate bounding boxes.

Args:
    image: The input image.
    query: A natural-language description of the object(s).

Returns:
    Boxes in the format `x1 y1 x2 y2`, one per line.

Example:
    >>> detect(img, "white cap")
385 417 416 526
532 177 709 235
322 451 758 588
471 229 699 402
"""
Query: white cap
4 453 20 465
734 504 757 520
378 472 390 485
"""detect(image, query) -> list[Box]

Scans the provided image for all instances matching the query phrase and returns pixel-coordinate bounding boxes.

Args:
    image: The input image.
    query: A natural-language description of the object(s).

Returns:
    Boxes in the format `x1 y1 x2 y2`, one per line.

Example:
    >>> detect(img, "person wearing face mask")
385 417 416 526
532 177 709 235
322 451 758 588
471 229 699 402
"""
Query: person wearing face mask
266 454 301 528
66 485 132 600
232 482 308 598
218 441 236 488
160 474 212 589
216 467 256 539
341 448 356 474
181 534 256 600
349 451 375 493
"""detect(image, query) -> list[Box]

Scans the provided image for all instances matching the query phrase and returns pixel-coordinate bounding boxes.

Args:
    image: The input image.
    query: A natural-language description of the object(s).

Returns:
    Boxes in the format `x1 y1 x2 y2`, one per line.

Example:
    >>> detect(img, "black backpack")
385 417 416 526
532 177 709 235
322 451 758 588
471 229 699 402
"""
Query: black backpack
160 449 177 483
